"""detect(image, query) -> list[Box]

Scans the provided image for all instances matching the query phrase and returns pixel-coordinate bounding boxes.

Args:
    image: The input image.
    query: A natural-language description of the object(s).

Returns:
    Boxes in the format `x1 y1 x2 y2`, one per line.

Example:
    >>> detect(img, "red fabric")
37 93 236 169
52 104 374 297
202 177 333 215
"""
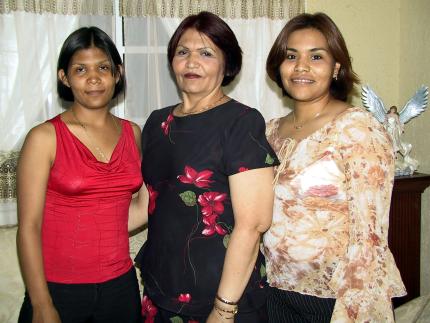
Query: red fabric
42 115 143 283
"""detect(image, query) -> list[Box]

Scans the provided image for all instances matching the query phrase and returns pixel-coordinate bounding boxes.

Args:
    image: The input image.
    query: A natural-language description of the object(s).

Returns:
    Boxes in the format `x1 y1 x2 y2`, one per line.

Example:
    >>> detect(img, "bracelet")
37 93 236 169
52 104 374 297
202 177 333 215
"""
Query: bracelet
214 304 238 315
214 306 235 320
216 294 238 305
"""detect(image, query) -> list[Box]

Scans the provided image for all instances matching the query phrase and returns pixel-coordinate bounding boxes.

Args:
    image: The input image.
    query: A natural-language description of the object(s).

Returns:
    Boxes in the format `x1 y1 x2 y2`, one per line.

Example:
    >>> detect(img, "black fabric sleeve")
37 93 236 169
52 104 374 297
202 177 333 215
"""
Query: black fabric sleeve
223 108 279 176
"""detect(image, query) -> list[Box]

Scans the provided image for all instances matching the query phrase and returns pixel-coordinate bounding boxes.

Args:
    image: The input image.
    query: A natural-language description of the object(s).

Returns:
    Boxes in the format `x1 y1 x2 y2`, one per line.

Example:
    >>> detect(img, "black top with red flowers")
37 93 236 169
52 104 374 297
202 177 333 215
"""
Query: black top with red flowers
137 99 279 317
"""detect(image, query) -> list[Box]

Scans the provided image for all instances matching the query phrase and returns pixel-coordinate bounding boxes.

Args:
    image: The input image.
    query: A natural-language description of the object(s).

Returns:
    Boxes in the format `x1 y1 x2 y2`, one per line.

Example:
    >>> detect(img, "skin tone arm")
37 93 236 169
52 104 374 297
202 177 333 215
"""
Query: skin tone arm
16 123 61 323
128 122 149 232
207 167 275 323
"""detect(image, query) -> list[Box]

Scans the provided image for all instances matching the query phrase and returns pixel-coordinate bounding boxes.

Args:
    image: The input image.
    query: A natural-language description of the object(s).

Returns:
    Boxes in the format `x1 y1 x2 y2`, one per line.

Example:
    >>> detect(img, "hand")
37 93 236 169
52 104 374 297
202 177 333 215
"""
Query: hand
206 308 234 323
32 303 61 323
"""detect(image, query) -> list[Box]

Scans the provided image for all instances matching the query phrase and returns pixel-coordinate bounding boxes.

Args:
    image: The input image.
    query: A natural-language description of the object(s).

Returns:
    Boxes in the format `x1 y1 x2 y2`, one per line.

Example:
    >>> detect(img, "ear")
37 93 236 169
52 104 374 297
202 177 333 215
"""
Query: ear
58 70 70 87
333 62 341 79
115 65 123 84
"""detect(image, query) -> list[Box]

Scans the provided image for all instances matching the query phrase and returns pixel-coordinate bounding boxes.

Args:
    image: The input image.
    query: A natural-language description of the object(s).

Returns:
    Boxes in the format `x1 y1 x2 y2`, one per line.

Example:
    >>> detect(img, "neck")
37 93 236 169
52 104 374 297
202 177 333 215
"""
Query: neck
70 105 111 126
181 89 224 112
293 96 332 122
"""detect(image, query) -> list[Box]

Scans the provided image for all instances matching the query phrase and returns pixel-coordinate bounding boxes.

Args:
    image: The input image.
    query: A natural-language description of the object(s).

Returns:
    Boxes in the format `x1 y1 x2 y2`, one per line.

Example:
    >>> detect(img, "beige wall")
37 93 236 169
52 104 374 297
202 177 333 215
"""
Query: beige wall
306 0 430 294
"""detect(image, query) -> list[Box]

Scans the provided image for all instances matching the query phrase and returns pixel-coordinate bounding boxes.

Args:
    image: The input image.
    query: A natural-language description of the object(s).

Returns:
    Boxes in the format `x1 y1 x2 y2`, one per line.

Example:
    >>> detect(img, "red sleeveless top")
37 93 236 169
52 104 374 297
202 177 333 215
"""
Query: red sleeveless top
42 115 143 283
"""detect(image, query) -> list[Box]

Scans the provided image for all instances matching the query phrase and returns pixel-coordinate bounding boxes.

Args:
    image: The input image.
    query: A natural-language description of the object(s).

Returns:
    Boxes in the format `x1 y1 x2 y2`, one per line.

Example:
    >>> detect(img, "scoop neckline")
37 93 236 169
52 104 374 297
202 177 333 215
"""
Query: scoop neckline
274 106 359 143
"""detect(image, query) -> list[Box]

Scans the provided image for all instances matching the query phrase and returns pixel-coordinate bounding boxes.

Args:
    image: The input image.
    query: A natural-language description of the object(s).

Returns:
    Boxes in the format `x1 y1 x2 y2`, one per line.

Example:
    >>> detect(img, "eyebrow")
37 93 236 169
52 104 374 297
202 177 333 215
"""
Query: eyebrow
286 47 329 52
70 59 111 66
176 45 215 51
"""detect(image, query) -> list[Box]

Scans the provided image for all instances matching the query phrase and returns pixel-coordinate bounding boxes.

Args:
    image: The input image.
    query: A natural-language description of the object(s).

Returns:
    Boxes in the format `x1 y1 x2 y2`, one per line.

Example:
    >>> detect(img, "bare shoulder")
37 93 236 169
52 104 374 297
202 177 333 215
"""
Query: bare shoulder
24 121 55 145
127 121 142 153
20 121 56 162
129 121 142 136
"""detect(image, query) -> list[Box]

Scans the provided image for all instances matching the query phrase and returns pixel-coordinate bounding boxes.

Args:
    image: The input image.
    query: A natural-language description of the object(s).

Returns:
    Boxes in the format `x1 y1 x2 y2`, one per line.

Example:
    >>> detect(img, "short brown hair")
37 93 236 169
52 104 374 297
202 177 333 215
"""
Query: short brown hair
167 11 242 86
266 12 359 101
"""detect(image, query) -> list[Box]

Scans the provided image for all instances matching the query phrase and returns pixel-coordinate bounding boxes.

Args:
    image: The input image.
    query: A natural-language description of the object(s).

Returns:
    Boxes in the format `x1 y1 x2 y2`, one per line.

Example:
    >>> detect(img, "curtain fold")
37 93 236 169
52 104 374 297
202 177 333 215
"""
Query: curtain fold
120 0 304 19
0 0 113 15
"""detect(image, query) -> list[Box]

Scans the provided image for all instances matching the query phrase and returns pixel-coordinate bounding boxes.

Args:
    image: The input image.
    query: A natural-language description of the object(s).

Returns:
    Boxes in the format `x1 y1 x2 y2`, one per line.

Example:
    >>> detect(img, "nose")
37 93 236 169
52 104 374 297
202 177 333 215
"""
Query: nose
185 52 199 68
294 57 310 72
87 68 101 84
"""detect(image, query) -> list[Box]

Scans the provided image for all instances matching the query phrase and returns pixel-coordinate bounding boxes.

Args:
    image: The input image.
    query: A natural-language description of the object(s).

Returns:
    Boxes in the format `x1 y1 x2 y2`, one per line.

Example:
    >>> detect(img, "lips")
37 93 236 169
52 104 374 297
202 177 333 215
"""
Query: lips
184 73 201 79
85 90 105 96
291 78 314 84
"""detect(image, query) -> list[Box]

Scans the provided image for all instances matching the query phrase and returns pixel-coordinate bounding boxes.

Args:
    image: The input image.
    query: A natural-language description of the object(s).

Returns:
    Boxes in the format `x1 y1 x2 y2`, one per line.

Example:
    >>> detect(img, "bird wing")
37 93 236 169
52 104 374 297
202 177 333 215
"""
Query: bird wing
399 85 429 124
361 85 386 123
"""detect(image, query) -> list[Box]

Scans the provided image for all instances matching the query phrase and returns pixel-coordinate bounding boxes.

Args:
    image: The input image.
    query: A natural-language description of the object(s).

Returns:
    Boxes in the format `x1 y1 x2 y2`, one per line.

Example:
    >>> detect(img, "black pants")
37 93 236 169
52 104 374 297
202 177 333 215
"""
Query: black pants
267 288 335 323
142 294 267 323
18 267 141 323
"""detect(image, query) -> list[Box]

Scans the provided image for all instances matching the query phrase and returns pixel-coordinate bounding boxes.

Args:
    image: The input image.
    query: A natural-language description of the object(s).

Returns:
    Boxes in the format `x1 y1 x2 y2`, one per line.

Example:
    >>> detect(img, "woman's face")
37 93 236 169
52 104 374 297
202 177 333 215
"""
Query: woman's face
58 47 119 110
279 28 340 103
172 28 225 97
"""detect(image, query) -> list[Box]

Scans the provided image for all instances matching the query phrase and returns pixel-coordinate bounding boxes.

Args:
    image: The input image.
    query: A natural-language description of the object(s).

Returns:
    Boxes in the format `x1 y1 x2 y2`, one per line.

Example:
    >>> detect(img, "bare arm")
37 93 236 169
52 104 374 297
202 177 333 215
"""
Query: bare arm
128 121 149 231
16 123 61 323
128 184 149 232
207 167 275 322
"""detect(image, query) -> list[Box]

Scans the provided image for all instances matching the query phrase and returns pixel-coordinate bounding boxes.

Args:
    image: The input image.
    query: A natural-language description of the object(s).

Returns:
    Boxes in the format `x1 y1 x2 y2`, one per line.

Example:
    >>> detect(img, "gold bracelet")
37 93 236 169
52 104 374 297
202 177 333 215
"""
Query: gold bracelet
214 304 238 315
216 294 238 305
214 306 235 320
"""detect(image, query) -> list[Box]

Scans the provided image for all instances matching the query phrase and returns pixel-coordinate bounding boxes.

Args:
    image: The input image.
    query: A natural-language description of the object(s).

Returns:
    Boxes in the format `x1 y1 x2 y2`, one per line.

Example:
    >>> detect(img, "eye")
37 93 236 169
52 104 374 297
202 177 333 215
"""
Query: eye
75 66 86 73
311 54 323 60
286 53 296 60
175 48 188 56
201 50 213 57
99 64 111 71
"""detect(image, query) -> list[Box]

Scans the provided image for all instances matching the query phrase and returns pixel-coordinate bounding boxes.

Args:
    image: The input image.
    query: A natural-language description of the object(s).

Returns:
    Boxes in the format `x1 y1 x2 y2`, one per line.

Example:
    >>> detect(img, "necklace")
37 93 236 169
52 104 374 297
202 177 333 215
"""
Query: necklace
292 105 327 131
70 109 119 163
177 94 226 116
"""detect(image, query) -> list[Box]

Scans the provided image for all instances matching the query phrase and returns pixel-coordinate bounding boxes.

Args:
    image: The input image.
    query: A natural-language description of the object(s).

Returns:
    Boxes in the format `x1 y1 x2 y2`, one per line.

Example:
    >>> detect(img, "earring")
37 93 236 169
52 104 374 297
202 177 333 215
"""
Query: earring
333 74 338 81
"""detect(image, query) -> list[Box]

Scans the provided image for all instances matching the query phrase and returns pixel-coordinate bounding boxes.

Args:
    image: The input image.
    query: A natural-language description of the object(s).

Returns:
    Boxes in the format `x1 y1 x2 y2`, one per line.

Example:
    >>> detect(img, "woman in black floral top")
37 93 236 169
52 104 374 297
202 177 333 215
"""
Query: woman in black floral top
131 11 278 323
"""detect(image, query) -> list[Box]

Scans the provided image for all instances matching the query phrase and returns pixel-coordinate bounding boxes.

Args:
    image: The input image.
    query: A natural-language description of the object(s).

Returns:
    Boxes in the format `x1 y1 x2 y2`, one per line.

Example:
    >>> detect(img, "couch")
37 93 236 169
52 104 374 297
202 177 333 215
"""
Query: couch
0 225 147 323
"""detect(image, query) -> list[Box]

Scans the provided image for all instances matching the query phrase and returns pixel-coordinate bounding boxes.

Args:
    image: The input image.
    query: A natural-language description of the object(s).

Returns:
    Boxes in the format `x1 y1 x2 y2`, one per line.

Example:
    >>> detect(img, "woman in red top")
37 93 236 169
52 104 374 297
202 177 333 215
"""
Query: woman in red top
17 27 148 323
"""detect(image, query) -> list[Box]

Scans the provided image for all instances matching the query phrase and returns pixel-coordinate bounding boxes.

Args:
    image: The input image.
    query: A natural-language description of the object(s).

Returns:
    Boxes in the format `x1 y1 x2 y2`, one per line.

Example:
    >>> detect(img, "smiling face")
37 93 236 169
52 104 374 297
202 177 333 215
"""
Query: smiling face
58 46 119 110
172 28 225 98
279 28 340 103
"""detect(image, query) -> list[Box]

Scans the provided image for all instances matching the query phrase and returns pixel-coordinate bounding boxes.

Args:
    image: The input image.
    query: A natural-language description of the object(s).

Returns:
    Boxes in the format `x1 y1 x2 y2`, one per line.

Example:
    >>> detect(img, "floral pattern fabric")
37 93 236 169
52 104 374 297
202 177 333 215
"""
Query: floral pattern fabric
262 107 406 322
137 99 279 318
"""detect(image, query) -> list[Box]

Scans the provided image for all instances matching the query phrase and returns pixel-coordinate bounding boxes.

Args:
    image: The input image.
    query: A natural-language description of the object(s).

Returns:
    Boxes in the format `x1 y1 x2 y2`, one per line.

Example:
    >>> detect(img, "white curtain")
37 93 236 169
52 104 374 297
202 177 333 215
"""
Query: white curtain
123 16 292 127
0 1 302 225
0 12 114 225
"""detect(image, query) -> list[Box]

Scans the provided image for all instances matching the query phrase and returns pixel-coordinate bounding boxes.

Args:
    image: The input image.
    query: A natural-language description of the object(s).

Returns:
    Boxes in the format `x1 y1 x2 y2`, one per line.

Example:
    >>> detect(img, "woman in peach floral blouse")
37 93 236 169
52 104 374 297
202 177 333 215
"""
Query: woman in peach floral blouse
262 12 406 323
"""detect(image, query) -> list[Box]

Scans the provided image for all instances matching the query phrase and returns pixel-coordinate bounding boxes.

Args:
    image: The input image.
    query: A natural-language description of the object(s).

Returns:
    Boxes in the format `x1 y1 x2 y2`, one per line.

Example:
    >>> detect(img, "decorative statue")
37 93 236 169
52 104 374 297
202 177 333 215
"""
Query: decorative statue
362 85 428 176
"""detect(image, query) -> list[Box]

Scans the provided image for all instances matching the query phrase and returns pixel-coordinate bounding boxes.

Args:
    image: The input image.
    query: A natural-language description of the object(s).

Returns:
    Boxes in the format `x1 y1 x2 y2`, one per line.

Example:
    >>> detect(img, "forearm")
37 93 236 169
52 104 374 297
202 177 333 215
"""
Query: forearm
17 224 53 307
128 186 149 232
216 226 261 303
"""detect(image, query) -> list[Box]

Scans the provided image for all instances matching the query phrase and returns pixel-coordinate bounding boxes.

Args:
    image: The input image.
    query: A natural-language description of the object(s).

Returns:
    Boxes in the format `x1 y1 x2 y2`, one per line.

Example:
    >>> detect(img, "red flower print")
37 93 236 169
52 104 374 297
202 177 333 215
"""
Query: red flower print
147 185 158 215
306 184 338 197
238 167 249 172
202 221 227 236
141 295 158 323
201 212 227 236
178 293 192 303
161 113 174 135
198 192 227 216
202 213 218 226
177 166 214 188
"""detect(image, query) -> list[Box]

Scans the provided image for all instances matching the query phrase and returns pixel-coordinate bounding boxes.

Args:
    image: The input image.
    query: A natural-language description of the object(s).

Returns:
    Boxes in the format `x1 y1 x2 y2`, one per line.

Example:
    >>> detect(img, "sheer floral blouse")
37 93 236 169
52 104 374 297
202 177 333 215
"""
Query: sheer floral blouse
262 107 406 322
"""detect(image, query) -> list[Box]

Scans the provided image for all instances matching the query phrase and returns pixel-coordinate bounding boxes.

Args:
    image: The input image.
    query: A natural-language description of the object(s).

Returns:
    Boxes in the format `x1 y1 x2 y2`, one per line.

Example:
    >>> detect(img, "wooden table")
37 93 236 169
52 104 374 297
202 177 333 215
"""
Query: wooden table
389 173 430 307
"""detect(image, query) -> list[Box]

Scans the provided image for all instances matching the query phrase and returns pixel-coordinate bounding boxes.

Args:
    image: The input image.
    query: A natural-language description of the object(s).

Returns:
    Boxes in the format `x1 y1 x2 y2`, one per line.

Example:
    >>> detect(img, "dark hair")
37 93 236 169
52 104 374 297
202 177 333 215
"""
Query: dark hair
57 26 125 102
266 12 359 101
167 11 242 86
